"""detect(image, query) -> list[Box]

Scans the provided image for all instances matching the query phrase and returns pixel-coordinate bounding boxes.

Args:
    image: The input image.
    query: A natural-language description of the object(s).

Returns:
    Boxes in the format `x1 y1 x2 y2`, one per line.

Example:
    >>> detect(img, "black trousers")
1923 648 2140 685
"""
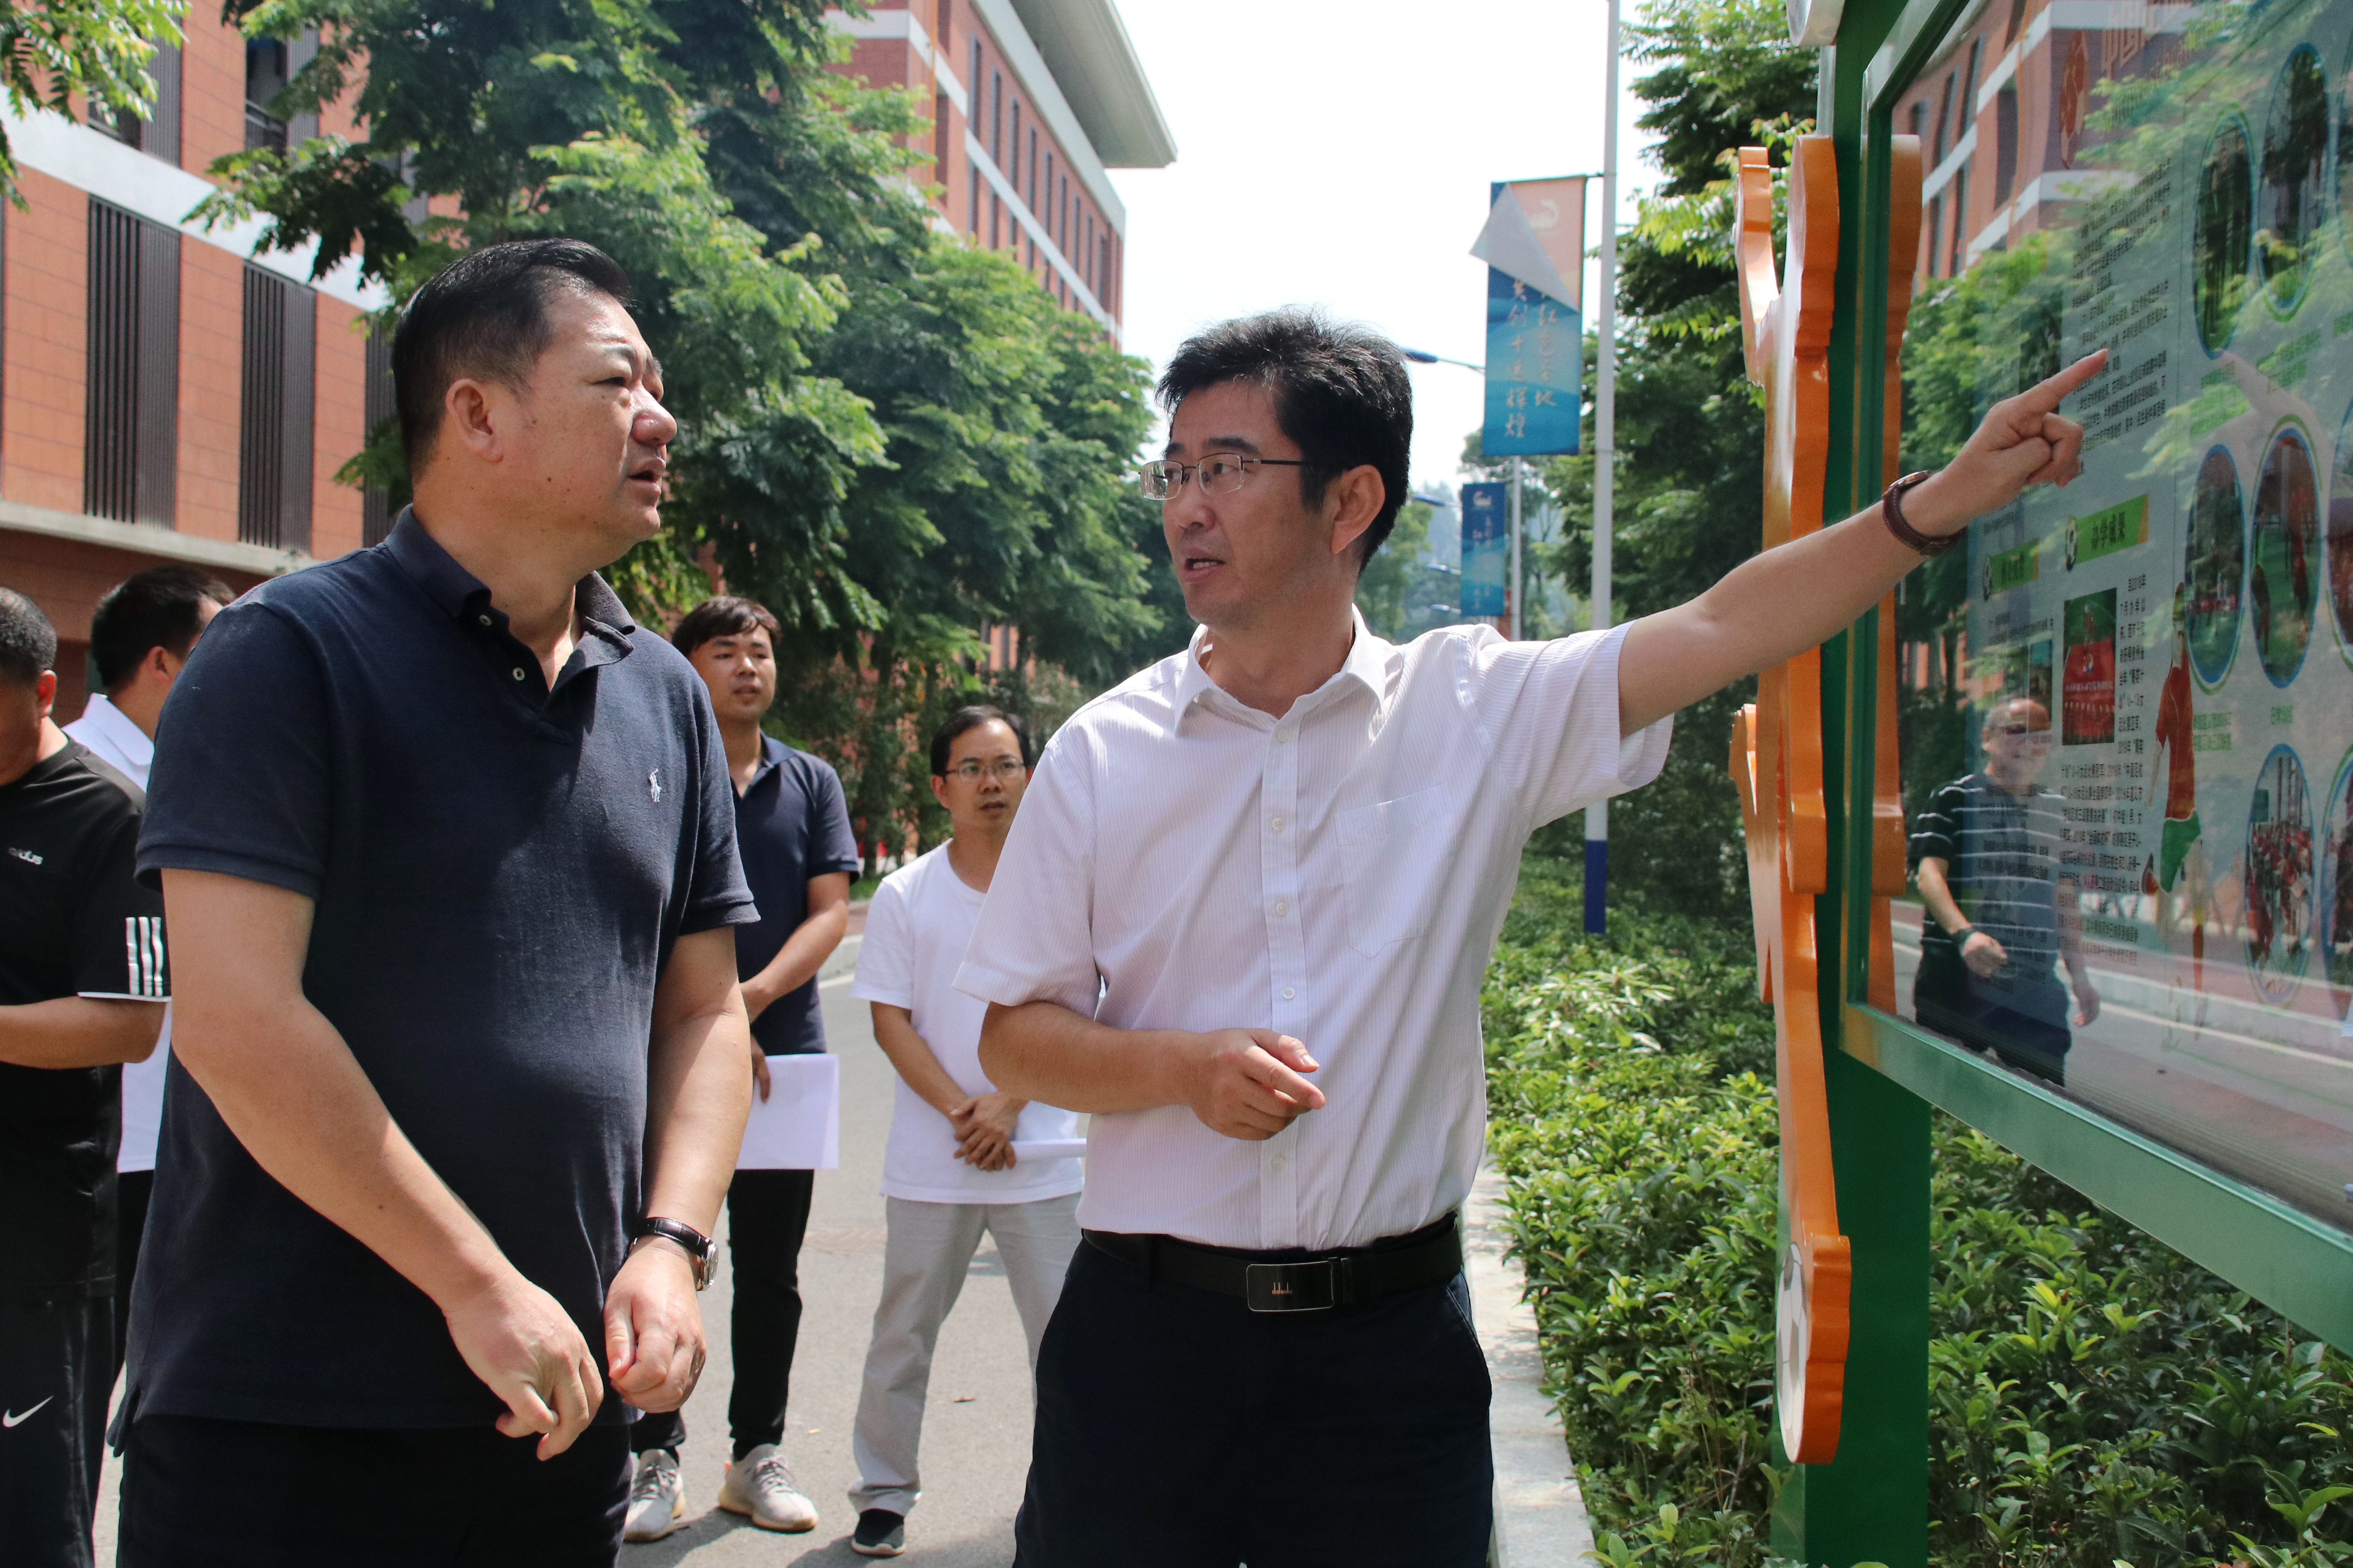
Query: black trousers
1916 981 2073 1086
631 1166 813 1461
118 1415 629 1567
0 1294 113 1568
1014 1241 1494 1568
113 1168 153 1382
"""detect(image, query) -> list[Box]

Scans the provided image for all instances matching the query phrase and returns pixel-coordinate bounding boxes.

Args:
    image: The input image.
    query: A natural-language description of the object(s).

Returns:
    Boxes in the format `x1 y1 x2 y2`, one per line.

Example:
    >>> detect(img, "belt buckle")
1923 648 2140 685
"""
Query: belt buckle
1245 1259 1337 1313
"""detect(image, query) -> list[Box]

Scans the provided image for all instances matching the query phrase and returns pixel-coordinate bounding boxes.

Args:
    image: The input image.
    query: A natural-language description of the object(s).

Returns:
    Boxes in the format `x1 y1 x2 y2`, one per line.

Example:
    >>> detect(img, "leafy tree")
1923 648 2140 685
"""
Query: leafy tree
207 0 1176 855
1522 0 1816 913
0 0 186 198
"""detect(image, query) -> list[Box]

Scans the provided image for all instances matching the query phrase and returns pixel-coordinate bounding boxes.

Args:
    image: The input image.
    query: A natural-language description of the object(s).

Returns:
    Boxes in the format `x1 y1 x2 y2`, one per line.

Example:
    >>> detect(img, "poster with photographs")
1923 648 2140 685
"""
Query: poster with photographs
1892 0 2353 1232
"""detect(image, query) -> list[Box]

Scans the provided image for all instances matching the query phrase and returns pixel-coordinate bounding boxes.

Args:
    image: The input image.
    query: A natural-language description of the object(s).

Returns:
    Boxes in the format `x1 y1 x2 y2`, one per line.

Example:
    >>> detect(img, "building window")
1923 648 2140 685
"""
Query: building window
934 90 951 180
84 201 179 529
1960 38 1983 132
1933 71 1954 165
1046 153 1056 238
361 321 396 547
1948 167 1969 275
1059 175 1068 248
91 40 181 165
245 30 319 152
1028 127 1038 208
240 266 316 551
991 72 1002 165
969 167 980 235
1011 102 1021 185
991 192 1001 250
1994 83 2019 204
1925 196 1942 278
1909 99 1926 145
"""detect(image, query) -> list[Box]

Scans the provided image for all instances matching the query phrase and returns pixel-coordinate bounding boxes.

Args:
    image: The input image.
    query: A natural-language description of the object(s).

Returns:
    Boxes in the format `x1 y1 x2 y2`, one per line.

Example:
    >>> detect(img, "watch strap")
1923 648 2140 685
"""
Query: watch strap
636 1217 714 1289
1882 470 1959 557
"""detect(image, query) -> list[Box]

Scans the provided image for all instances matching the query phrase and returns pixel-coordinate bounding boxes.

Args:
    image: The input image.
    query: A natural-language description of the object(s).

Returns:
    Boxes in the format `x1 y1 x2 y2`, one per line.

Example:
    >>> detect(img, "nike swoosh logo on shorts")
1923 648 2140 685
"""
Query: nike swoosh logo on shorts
3 1397 53 1427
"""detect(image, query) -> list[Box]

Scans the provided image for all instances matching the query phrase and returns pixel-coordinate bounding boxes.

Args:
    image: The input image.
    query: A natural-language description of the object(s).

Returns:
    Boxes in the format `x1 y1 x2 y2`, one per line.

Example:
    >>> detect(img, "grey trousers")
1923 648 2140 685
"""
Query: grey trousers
849 1192 1081 1518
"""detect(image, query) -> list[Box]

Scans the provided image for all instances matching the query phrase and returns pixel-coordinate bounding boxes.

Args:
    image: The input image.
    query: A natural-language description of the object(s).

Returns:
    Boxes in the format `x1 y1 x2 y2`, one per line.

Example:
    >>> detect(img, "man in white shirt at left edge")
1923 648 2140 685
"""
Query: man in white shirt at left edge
964 308 2104 1567
62 563 232 1383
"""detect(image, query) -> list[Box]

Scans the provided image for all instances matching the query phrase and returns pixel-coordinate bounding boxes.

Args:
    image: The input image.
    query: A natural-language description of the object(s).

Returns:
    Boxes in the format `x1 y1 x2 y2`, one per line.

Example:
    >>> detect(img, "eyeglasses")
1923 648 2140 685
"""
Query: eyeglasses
1138 454 1313 499
948 758 1026 782
1992 724 2051 741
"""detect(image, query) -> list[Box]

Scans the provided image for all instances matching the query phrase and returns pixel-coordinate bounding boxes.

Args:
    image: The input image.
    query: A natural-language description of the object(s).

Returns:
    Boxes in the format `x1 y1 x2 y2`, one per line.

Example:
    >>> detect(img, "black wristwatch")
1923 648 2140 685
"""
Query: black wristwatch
634 1217 715 1290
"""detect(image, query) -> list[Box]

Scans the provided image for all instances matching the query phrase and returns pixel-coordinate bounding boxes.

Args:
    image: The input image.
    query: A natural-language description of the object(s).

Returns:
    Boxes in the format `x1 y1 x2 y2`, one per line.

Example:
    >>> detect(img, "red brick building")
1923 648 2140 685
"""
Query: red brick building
830 0 1174 334
1896 0 2159 284
3 0 1173 709
2 17 381 717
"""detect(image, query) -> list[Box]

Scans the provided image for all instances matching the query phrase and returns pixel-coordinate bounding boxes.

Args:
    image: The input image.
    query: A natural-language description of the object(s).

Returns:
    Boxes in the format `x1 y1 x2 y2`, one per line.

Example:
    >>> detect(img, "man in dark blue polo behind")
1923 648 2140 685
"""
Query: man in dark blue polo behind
621 594 859 1542
121 240 759 1567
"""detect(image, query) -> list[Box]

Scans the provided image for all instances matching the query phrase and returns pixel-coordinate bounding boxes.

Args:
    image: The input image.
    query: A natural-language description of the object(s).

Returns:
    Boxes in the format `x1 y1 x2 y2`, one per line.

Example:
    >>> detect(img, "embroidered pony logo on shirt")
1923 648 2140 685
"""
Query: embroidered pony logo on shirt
649 769 664 803
7 846 41 865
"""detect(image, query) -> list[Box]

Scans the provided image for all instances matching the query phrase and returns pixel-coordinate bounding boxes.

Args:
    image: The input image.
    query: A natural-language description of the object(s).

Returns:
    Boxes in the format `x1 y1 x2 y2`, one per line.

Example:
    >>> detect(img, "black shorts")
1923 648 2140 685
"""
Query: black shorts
0 1293 114 1568
118 1415 629 1568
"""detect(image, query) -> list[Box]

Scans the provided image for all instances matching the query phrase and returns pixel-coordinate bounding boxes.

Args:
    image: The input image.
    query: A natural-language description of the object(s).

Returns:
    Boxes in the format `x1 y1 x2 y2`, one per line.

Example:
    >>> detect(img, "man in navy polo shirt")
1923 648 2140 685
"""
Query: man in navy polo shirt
123 240 759 1566
621 594 859 1542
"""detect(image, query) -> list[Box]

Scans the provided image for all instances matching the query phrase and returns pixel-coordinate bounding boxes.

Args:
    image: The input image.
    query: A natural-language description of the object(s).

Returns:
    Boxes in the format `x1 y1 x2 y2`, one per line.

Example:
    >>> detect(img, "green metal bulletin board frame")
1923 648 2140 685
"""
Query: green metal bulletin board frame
1777 0 2353 1558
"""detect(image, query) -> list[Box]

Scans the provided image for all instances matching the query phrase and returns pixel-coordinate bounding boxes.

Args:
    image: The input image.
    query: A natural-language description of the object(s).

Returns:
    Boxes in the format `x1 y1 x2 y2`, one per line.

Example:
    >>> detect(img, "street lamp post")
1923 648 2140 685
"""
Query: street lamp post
1587 0 1621 936
1401 350 1520 638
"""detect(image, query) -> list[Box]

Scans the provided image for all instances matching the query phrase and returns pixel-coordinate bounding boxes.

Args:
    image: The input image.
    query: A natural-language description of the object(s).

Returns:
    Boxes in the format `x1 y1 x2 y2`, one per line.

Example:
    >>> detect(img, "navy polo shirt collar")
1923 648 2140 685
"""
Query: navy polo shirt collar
744 734 786 794
383 508 639 691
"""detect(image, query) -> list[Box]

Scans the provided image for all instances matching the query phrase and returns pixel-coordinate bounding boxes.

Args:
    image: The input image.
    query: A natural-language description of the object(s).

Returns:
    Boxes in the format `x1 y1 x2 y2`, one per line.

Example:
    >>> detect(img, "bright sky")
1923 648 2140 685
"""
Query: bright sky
1107 0 1667 495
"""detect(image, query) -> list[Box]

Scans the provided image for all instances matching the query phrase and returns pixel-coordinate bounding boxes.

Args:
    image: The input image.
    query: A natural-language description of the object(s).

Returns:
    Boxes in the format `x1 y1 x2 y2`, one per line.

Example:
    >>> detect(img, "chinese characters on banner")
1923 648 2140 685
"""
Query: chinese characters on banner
1474 177 1587 457
1460 481 1509 615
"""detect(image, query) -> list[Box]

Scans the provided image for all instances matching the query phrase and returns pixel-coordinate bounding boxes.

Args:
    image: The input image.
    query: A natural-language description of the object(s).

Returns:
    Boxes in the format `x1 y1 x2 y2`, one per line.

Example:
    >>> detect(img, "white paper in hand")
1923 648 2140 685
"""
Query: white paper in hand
737 1054 840 1170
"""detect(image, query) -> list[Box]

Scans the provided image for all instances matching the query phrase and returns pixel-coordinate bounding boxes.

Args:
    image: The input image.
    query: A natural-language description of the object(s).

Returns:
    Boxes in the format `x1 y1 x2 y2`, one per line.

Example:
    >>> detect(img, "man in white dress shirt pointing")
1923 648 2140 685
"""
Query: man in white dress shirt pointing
961 309 2102 1566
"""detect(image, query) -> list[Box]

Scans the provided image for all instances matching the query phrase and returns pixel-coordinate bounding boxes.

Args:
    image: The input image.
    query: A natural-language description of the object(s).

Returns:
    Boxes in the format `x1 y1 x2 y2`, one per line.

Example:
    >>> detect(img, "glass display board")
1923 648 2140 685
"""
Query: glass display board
1891 0 2353 1231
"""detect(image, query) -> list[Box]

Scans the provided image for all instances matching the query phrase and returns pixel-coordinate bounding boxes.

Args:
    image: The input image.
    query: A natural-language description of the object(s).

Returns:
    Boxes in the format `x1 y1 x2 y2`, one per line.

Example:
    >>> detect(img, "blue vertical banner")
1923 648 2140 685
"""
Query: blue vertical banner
1460 482 1508 616
1475 177 1587 457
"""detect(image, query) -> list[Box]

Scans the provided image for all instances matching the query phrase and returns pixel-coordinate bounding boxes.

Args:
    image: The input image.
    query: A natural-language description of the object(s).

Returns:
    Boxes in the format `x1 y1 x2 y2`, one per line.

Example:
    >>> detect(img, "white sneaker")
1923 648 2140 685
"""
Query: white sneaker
717 1444 819 1533
623 1449 684 1543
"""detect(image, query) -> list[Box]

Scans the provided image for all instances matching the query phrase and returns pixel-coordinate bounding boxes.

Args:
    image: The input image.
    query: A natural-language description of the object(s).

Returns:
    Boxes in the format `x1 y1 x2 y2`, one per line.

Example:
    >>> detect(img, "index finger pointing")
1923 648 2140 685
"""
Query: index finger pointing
2012 349 2107 416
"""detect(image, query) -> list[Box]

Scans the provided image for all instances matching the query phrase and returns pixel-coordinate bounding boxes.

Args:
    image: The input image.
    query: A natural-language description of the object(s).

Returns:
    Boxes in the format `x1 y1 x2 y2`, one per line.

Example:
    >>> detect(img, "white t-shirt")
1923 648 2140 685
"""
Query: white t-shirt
853 845 1082 1204
65 695 170 1171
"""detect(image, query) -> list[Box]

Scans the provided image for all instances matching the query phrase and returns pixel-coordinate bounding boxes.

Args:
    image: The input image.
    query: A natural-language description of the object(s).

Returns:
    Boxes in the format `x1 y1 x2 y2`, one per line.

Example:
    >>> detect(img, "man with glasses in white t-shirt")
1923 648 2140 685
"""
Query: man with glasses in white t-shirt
845 706 1081 1559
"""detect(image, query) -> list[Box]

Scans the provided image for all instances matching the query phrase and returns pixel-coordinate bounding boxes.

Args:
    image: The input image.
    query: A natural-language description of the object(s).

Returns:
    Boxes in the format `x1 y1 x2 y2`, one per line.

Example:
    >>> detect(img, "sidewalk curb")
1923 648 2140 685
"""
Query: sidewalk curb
1468 1161 1594 1568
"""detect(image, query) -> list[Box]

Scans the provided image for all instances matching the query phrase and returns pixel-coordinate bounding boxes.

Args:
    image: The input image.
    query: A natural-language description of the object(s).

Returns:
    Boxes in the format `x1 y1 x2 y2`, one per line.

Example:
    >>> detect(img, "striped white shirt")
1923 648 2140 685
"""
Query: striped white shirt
957 613 1670 1250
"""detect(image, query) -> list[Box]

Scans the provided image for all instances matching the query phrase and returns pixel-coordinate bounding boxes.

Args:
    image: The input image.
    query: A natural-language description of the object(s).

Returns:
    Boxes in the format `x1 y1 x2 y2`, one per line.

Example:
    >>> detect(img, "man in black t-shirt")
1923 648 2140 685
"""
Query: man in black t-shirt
0 586 168 1568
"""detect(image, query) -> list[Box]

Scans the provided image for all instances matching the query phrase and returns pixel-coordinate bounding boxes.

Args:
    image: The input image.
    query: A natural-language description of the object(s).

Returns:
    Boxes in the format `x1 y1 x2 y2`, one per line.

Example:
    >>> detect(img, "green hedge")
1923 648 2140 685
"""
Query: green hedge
1483 859 2353 1568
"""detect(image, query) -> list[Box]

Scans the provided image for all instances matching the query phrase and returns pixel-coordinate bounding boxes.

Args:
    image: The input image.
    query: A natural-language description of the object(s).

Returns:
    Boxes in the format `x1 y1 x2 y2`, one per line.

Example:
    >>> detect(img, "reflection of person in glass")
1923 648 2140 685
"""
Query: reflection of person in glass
2149 584 2210 996
1910 698 2101 1084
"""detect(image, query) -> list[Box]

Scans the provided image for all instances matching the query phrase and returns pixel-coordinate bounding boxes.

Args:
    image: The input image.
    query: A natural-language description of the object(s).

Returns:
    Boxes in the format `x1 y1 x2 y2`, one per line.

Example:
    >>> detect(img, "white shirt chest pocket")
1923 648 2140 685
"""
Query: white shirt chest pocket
1337 787 1446 957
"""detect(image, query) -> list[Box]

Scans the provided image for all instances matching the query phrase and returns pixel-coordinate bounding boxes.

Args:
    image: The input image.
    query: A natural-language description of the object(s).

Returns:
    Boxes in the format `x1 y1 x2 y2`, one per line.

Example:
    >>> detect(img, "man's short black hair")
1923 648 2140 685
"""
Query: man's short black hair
393 238 635 474
91 565 235 693
0 585 57 687
930 705 1033 777
1156 308 1413 568
670 595 782 659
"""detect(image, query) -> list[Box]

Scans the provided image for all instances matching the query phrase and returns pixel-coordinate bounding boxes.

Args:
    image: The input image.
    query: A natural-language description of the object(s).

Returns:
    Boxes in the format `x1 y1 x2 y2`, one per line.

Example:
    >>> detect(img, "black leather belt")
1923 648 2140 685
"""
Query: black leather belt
1082 1214 1462 1313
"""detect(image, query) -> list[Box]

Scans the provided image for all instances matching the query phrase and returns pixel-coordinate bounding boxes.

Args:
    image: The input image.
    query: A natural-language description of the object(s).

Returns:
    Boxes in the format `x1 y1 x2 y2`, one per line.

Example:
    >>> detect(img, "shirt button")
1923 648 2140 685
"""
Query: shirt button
1270 816 1285 832
1275 728 1292 744
1271 1153 1288 1172
1274 900 1289 916
511 668 527 681
477 614 493 627
1281 986 1296 1001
